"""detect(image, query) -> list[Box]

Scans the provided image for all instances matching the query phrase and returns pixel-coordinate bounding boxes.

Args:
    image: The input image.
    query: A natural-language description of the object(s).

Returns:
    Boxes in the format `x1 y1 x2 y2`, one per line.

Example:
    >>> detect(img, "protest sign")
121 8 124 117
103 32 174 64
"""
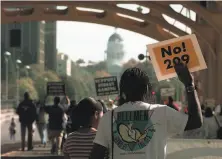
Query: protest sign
95 76 119 96
47 82 65 96
160 88 175 97
147 34 207 81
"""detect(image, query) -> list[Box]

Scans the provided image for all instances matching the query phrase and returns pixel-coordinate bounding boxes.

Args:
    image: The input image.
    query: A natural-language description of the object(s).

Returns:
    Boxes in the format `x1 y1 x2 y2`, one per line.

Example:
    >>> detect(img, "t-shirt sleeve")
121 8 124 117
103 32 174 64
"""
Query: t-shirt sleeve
165 106 188 137
93 113 109 148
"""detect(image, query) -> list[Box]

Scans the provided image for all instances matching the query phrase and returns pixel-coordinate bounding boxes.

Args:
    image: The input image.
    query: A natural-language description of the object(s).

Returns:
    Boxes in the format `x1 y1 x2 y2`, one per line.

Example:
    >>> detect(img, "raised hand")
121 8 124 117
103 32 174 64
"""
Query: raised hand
174 63 193 86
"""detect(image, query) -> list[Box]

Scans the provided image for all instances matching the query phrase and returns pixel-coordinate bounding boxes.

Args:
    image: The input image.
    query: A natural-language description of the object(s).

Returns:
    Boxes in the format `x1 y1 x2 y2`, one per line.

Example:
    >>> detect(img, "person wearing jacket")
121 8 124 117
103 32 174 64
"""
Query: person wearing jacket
16 92 37 151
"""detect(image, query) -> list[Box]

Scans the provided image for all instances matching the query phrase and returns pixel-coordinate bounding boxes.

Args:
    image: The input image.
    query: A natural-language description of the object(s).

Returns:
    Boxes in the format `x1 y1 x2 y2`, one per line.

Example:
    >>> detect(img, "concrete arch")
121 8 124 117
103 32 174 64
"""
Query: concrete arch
1 1 187 37
133 1 216 58
180 1 222 34
1 9 174 42
1 1 217 58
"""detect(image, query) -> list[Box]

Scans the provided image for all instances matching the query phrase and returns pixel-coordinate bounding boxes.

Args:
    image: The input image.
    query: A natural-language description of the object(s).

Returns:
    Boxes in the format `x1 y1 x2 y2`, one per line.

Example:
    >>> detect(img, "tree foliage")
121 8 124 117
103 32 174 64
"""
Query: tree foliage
18 77 38 100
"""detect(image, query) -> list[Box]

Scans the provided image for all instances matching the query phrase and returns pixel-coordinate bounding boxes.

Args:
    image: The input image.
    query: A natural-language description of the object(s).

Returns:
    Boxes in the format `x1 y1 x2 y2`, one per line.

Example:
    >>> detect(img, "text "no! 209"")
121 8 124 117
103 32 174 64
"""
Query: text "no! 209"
161 42 190 69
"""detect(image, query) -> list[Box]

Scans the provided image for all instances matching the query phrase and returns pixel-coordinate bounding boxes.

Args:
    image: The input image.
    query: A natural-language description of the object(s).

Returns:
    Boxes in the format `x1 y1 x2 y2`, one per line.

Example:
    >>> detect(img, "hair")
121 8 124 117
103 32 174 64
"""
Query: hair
24 92 30 100
71 97 103 131
205 107 213 118
54 96 60 105
168 96 174 104
118 67 152 105
97 99 108 113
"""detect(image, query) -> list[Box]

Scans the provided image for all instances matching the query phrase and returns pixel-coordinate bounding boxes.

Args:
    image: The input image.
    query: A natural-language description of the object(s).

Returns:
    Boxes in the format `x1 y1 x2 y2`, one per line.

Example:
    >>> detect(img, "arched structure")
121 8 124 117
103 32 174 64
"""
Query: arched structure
1 1 222 104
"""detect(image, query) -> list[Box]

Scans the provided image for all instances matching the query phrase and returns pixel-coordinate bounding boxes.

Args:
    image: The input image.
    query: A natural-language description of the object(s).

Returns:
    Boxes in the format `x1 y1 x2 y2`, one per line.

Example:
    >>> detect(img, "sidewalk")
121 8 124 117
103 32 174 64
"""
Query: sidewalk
1 143 63 159
1 109 17 125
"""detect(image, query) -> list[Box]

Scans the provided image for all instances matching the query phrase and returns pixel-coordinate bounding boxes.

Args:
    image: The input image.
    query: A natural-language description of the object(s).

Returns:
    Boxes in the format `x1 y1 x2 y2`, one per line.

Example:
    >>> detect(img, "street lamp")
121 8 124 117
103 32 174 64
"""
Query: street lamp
25 65 31 77
16 59 22 106
138 53 151 61
4 51 11 100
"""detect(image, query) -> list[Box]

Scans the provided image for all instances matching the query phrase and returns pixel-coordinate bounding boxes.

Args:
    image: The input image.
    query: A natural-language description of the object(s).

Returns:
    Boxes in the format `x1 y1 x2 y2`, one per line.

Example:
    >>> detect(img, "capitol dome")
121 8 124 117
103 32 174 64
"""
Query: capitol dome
108 33 123 42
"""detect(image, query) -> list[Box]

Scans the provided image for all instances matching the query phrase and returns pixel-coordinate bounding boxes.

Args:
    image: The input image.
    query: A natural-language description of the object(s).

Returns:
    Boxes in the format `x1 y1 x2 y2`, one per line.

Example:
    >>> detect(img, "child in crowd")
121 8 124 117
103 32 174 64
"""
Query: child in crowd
9 117 16 141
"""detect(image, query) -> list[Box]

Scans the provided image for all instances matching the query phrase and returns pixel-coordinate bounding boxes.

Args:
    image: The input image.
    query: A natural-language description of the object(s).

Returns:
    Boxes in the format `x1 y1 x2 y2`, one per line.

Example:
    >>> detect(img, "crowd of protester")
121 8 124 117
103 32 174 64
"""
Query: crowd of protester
14 63 222 159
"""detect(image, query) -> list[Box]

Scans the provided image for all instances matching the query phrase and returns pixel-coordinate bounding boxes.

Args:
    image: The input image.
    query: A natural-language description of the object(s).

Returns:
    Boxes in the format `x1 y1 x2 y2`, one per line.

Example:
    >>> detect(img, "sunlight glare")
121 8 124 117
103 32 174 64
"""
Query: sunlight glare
162 14 192 34
162 28 179 37
57 6 68 10
117 4 150 14
76 7 104 13
116 13 144 22
170 4 196 21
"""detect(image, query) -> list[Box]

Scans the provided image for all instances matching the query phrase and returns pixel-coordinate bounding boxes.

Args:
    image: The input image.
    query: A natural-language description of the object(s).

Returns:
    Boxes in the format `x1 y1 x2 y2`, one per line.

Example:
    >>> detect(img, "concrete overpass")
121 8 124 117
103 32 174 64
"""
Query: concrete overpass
1 1 222 104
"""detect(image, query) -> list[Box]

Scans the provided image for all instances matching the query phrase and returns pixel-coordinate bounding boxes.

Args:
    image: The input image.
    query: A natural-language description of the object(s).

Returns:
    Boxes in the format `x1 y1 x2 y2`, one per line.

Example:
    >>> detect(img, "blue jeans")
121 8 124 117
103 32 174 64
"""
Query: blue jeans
37 123 47 144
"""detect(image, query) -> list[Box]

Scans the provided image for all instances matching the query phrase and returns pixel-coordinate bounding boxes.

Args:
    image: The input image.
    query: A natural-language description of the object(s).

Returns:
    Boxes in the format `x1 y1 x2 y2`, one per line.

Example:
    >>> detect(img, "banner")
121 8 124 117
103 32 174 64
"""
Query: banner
147 34 207 81
47 82 65 96
95 76 119 96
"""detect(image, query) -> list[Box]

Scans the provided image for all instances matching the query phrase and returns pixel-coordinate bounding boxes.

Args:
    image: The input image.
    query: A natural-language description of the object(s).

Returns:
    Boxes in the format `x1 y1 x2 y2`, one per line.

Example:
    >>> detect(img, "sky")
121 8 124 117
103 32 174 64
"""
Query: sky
56 4 195 64
56 21 157 64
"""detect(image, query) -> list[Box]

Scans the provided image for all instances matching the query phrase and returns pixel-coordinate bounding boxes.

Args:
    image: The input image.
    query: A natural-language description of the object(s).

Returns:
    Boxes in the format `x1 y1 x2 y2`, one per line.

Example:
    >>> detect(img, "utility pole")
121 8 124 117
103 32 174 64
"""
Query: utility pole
16 59 22 106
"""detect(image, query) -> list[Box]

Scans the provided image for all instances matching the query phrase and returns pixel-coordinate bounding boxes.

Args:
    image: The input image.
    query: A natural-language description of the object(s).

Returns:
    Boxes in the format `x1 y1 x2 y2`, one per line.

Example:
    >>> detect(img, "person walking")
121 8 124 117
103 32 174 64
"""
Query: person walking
44 96 66 154
66 100 78 135
36 101 48 147
9 117 16 141
16 92 37 151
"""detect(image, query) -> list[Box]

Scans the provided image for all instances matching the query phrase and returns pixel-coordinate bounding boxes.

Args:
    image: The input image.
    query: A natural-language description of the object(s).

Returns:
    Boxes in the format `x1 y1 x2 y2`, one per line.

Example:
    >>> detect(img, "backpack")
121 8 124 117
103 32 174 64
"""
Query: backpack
214 115 222 139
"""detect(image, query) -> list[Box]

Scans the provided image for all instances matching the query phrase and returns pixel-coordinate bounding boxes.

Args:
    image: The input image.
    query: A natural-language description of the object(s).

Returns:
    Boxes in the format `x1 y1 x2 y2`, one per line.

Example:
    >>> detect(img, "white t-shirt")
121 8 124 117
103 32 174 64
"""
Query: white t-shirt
94 102 188 159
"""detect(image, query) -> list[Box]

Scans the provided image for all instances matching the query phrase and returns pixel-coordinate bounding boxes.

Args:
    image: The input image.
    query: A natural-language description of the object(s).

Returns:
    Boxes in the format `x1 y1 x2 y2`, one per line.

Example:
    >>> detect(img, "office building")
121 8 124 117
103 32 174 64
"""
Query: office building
44 21 57 71
1 21 45 79
57 53 71 77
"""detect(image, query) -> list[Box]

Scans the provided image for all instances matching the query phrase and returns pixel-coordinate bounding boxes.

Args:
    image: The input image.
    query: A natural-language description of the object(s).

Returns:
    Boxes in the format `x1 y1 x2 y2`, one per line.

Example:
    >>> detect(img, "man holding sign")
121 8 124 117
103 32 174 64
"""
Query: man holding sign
147 34 207 81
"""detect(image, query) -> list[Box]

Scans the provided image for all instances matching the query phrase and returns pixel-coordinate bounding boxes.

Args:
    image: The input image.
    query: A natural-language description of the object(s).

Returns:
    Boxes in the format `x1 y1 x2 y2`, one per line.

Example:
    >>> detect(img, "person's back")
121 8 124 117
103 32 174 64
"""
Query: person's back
63 97 104 159
90 65 203 159
64 131 97 158
17 99 36 125
47 105 64 130
16 92 36 151
44 96 66 154
96 101 187 159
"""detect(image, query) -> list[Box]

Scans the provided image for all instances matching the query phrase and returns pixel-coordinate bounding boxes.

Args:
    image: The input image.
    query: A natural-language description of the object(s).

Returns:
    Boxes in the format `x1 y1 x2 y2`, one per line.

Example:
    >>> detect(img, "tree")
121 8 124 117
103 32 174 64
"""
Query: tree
76 59 85 65
122 58 138 69
18 77 38 100
34 70 61 100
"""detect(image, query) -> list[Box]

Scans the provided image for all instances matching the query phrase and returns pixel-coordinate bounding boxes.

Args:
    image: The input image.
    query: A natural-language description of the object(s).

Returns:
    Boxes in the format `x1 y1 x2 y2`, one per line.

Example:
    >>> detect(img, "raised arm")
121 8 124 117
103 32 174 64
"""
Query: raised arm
175 63 203 130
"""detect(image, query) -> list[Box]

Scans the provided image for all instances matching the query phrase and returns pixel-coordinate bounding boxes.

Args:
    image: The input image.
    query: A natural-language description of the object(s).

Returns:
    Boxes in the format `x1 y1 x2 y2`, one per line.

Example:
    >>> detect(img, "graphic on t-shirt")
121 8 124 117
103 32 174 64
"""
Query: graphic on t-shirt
113 110 155 152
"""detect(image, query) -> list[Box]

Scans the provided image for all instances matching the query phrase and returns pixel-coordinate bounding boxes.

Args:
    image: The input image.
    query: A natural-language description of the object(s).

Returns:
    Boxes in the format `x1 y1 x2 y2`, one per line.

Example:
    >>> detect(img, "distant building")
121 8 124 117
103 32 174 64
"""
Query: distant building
57 53 71 77
45 21 57 71
105 30 125 77
1 21 45 80
1 21 45 65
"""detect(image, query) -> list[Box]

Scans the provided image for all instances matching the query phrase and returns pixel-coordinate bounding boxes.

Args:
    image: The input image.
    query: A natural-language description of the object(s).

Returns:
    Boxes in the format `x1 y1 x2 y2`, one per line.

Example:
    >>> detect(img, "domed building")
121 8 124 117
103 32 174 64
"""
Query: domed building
105 29 125 77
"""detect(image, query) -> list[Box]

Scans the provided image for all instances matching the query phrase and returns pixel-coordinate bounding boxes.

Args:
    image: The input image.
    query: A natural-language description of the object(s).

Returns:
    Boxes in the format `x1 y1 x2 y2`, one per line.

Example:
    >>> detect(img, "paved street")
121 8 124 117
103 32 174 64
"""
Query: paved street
1 117 40 145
